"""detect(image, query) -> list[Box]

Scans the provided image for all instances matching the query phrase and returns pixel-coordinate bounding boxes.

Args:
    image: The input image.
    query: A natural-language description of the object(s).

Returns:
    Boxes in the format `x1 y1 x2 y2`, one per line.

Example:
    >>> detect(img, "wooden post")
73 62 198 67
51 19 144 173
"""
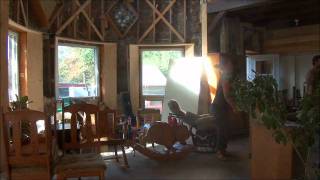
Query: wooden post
0 0 9 177
198 0 209 114
200 0 208 56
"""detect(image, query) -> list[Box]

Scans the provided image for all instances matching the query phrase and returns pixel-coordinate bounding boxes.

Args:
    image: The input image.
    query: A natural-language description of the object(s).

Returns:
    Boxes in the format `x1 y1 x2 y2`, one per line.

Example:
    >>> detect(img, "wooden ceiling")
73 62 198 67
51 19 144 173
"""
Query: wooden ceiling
211 0 320 29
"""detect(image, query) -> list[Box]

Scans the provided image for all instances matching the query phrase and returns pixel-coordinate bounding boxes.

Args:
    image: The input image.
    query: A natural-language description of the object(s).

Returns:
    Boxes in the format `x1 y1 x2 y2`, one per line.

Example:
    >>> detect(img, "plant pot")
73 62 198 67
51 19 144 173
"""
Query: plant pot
250 120 293 180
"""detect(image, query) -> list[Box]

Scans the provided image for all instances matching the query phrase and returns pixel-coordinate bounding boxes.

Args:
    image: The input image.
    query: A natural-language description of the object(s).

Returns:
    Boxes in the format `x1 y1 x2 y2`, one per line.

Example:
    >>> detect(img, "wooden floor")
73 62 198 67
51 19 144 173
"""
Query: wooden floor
0 137 249 180
70 137 250 180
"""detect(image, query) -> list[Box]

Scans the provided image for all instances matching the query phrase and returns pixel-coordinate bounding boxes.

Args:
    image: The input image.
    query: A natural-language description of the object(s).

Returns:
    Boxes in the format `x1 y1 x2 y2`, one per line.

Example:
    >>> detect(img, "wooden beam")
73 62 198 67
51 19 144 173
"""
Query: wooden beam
75 0 103 41
183 0 186 42
29 0 49 28
100 0 105 38
207 0 267 13
145 0 184 42
0 0 9 176
152 0 155 43
169 1 172 42
138 0 180 43
208 11 225 34
200 1 208 56
56 0 91 35
138 0 176 43
48 3 63 28
19 0 28 26
19 32 28 96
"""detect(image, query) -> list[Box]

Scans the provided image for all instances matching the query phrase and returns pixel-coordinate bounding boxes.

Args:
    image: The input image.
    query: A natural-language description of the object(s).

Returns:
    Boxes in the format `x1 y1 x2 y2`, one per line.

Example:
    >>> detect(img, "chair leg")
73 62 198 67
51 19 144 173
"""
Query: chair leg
133 147 136 157
121 145 129 168
114 145 119 162
100 169 105 180
57 174 64 180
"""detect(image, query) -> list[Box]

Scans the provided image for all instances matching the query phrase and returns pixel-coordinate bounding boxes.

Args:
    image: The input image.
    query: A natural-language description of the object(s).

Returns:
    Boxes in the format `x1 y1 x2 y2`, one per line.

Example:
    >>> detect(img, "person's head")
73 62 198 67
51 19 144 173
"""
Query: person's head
168 99 185 116
312 55 320 67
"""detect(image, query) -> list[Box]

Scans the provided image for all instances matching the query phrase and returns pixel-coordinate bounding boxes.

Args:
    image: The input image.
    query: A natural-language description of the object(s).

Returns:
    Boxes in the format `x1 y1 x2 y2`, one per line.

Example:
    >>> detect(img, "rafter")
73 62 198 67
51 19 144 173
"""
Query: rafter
19 0 28 26
145 0 184 42
138 0 180 43
56 0 91 35
208 11 225 34
29 0 49 28
74 0 103 40
49 2 64 28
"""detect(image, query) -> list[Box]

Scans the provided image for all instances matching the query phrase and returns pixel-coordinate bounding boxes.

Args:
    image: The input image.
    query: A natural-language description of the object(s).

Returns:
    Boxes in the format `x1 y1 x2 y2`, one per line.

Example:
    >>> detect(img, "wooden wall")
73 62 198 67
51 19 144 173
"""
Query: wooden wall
8 20 45 112
26 31 44 111
263 24 320 54
7 0 203 111
41 0 202 96
100 43 118 109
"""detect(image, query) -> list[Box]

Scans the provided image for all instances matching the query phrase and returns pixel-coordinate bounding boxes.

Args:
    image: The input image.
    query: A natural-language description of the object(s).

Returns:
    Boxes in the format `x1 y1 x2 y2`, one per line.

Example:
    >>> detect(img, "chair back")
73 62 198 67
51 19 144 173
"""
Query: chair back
3 110 51 168
61 103 101 152
99 107 118 138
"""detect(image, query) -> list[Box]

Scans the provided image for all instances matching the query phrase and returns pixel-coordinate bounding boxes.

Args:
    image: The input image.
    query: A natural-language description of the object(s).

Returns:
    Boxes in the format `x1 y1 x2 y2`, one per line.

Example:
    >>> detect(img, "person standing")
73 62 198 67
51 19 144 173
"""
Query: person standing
210 54 238 160
305 55 320 170
306 55 320 95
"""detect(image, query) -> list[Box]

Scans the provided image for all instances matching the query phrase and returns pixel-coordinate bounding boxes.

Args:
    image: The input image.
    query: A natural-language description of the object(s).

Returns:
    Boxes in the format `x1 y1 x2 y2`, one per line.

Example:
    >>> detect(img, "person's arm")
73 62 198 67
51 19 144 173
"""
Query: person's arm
221 79 238 112
305 69 314 95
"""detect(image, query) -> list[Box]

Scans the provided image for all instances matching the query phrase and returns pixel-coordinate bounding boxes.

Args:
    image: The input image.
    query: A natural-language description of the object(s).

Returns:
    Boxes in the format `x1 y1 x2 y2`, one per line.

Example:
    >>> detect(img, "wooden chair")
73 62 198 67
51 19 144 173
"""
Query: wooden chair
99 107 129 167
55 103 106 180
136 108 161 149
2 110 52 180
137 108 161 128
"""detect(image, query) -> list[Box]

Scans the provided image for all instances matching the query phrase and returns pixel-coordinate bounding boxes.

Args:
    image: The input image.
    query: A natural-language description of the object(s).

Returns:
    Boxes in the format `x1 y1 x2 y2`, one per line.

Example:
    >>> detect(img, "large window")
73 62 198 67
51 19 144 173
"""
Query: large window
57 43 99 98
7 31 19 102
140 48 184 112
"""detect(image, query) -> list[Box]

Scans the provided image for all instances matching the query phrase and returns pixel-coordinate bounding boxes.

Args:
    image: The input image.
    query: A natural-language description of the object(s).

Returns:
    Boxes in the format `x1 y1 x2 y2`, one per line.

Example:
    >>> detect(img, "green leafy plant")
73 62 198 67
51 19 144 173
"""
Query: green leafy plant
231 75 288 144
10 95 32 111
231 72 320 178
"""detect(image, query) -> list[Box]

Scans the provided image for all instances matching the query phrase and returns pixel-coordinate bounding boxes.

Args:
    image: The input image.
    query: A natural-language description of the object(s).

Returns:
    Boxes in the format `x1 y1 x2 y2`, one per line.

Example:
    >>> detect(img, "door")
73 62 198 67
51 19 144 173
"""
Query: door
246 54 280 85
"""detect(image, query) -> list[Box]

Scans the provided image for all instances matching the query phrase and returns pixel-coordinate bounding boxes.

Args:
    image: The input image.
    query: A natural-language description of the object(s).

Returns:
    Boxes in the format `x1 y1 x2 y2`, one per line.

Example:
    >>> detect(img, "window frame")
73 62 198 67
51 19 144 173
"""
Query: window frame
7 30 20 102
139 47 185 110
55 42 100 100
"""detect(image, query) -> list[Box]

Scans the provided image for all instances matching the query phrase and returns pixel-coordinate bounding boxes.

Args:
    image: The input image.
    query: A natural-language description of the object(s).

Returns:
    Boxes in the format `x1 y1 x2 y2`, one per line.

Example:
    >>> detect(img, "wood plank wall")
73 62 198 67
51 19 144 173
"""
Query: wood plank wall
263 24 320 54
26 32 44 111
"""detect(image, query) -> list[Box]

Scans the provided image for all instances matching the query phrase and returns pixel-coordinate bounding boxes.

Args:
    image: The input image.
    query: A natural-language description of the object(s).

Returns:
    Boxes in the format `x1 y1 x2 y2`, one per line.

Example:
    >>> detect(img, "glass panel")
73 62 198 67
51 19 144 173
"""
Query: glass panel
141 50 184 96
57 44 99 98
256 61 273 75
7 31 19 102
144 100 163 113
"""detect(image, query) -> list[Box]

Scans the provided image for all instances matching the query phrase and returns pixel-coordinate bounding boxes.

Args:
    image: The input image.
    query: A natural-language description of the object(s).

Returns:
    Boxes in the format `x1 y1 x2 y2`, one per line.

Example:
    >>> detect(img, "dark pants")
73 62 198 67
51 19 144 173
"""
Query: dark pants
211 104 229 151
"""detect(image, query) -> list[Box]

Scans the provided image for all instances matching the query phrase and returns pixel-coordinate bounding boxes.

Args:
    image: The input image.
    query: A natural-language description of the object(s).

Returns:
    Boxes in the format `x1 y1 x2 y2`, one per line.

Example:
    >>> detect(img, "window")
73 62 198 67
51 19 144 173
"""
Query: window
7 31 19 102
140 48 184 112
57 43 99 98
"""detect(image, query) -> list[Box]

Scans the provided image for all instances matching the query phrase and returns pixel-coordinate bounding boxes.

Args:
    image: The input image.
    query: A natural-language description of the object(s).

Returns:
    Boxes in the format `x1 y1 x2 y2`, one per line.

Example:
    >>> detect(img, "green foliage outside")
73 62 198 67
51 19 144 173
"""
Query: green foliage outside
58 45 96 85
142 50 183 77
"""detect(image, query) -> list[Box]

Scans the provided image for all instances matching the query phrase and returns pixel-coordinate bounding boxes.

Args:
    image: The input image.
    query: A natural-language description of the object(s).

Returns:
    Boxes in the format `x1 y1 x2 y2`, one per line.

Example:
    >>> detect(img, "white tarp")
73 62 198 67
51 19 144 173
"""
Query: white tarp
162 57 205 121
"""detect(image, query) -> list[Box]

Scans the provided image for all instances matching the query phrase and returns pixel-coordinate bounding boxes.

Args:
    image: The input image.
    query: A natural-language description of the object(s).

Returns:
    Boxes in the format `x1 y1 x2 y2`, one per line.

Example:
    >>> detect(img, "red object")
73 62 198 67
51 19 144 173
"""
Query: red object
168 115 177 127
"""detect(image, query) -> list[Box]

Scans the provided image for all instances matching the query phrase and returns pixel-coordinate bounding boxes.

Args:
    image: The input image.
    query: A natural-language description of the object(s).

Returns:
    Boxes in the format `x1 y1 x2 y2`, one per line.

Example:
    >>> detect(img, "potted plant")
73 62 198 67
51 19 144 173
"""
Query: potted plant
231 74 320 179
9 95 33 144
9 95 32 111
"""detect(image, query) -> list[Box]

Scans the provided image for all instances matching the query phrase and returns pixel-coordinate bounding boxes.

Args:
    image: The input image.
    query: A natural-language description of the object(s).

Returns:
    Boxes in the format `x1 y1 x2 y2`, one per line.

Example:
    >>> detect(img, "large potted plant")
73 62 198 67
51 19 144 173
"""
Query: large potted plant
231 74 320 179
